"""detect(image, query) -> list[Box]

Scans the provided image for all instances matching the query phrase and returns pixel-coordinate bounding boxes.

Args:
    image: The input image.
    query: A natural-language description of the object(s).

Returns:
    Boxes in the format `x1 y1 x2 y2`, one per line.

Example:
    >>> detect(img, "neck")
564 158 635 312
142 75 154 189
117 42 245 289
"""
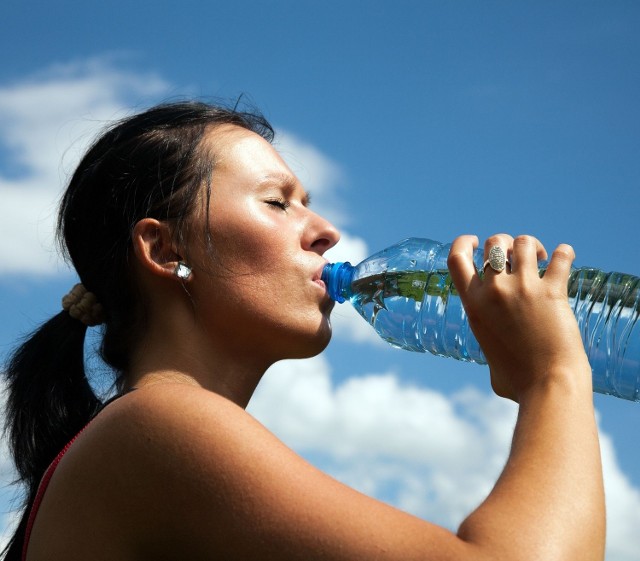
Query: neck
127 345 269 409
126 306 272 409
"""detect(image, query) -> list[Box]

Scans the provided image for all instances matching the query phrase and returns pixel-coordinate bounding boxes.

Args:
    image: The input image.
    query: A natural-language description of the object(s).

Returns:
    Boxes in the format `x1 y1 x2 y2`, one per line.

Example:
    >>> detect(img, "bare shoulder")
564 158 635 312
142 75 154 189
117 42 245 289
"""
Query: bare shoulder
84 383 281 500
95 384 294 483
60 384 466 561
95 382 261 444
28 384 261 560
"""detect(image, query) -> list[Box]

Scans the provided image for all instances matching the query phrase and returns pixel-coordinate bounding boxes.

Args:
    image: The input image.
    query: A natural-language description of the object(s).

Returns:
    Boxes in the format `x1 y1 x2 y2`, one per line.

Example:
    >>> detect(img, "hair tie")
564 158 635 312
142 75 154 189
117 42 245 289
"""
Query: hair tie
61 283 105 327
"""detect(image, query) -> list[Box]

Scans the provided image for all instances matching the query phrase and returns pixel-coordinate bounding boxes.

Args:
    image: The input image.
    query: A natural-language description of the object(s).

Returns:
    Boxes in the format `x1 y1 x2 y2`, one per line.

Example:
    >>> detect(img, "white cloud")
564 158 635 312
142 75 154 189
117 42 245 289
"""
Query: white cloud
0 504 19 555
249 357 640 560
249 357 517 528
0 380 19 553
599 431 640 561
0 57 170 276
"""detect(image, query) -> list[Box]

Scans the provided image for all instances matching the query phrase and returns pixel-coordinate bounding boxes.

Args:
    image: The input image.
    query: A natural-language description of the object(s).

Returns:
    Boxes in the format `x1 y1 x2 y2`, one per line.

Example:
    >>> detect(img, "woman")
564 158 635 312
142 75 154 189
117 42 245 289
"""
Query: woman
3 101 604 560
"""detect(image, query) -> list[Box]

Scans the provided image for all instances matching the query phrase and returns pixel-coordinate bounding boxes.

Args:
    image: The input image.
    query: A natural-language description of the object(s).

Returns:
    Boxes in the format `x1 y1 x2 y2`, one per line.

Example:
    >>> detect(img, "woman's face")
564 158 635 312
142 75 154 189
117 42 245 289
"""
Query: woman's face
187 125 341 364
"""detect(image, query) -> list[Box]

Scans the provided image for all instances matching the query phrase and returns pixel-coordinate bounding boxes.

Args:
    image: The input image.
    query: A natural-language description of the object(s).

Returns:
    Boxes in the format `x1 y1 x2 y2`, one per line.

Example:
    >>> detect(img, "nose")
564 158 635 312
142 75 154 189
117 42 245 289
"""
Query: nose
306 210 341 254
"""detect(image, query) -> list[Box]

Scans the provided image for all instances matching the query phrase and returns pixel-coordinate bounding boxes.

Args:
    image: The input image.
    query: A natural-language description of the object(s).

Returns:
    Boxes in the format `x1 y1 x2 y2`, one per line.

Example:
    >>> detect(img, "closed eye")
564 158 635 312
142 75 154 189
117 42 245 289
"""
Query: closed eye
266 198 291 211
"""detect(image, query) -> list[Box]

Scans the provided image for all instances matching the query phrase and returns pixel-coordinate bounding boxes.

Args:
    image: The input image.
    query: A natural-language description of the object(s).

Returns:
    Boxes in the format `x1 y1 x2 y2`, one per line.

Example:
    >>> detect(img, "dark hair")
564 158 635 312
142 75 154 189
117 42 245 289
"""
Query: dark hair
1 100 274 559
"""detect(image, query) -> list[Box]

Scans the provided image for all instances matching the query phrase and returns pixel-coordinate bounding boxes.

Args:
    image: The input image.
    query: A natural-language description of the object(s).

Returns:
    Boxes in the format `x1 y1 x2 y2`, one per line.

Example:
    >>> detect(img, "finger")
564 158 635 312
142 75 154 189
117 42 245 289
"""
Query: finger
543 243 575 291
448 235 480 295
510 235 547 275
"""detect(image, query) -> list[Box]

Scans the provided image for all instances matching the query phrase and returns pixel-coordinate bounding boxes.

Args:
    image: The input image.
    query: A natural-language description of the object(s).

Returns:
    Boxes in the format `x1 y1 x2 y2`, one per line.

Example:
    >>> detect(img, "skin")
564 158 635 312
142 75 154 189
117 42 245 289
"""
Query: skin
25 126 605 561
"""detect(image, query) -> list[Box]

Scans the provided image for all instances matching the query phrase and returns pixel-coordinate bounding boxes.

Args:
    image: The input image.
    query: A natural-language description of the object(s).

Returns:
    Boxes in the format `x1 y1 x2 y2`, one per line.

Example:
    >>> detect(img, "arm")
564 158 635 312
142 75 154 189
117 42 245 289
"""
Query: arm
450 234 605 561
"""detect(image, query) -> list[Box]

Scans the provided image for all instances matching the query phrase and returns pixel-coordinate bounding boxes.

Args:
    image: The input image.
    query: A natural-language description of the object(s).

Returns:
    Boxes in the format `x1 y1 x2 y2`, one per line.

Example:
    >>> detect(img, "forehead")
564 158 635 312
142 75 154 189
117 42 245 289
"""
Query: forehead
204 124 290 176
202 124 310 204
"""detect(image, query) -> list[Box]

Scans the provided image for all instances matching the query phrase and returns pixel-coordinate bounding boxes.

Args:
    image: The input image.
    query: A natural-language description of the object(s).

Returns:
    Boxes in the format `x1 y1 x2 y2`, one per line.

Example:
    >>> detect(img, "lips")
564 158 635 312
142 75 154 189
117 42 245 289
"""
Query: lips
313 262 329 291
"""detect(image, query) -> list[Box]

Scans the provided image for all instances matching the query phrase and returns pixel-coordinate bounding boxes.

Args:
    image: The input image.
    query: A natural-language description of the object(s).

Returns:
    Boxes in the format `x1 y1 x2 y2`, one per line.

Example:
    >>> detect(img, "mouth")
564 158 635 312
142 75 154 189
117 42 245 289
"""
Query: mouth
313 264 335 314
313 263 329 292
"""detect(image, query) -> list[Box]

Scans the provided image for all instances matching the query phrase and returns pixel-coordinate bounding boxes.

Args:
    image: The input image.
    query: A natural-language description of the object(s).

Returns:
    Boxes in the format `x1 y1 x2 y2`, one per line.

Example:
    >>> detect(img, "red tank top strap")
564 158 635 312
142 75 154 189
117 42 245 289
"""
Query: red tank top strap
21 426 88 561
20 390 133 560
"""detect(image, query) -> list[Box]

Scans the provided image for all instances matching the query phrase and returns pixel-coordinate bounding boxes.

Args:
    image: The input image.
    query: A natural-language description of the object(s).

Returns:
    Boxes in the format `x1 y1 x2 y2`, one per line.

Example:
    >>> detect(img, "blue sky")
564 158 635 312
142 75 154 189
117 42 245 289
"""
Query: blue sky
1 2 639 559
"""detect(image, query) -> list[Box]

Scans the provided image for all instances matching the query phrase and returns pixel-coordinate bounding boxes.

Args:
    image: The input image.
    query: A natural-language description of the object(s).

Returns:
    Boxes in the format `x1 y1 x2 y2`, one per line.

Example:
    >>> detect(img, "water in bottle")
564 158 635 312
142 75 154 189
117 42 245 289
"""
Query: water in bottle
322 238 640 402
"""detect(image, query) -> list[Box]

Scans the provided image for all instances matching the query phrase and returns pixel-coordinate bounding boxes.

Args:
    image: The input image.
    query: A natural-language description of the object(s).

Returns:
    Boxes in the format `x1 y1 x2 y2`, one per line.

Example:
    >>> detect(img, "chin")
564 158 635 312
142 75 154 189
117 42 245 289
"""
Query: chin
284 323 333 360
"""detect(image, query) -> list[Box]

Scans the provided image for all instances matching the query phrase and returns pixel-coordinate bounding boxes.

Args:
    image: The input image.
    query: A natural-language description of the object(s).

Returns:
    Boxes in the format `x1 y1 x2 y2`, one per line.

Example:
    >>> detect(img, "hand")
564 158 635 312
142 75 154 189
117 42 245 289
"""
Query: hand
447 234 591 402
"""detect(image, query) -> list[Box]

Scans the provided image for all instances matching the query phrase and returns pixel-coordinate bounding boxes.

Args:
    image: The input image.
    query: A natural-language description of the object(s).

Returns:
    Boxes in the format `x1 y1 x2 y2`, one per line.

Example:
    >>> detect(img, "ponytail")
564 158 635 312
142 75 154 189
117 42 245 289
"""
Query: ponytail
2 310 101 559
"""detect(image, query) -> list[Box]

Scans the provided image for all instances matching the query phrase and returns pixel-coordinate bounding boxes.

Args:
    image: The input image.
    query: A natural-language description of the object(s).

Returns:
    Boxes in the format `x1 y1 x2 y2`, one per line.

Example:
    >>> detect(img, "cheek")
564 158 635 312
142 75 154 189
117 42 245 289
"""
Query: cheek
206 210 290 274
212 230 279 277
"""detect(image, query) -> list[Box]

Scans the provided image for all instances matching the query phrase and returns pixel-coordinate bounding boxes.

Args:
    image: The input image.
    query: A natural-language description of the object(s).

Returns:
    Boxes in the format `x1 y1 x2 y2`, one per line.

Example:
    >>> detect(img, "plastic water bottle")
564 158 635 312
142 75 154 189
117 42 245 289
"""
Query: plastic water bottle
322 238 640 402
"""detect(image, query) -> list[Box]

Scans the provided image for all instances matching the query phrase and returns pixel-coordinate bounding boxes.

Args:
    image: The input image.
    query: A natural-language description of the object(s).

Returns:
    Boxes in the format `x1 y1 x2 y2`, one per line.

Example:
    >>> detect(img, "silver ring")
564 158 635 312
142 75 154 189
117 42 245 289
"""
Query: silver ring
483 245 509 273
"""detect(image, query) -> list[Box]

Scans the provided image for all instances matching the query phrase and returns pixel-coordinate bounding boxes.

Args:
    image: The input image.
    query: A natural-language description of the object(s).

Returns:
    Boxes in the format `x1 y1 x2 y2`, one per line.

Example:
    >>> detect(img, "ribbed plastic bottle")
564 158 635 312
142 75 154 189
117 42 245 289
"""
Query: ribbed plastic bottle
322 238 640 402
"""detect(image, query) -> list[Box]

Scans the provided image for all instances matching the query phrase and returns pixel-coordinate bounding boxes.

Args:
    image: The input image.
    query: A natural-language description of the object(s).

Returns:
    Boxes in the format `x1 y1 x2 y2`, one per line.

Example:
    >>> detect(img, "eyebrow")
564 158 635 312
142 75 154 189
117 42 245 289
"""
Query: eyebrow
258 174 312 206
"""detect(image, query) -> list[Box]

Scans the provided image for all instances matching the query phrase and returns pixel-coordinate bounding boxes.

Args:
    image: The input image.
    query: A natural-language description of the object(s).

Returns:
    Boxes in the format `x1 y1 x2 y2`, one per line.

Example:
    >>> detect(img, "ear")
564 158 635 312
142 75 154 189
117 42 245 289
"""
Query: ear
131 218 183 280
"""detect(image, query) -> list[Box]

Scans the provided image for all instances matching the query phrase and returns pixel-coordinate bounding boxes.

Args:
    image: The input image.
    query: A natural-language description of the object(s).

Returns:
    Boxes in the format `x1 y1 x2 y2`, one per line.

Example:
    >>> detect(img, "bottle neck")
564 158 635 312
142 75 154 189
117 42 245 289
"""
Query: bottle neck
322 262 355 303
